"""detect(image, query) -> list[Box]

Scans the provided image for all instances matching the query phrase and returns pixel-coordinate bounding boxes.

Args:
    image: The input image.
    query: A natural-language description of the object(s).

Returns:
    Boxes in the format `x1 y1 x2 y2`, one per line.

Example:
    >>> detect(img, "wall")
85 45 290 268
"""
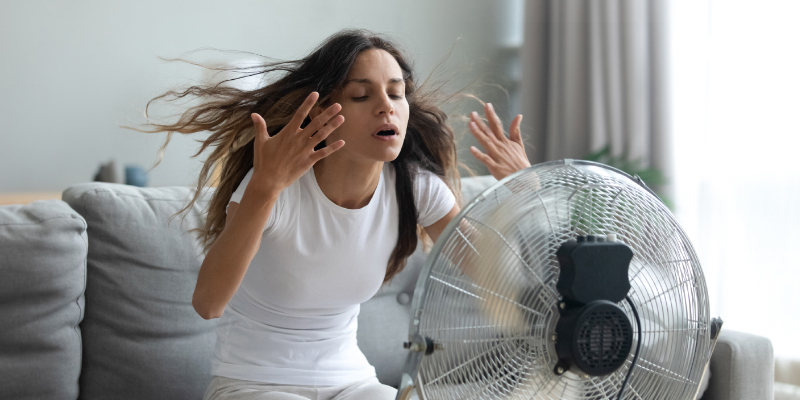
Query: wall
0 0 523 191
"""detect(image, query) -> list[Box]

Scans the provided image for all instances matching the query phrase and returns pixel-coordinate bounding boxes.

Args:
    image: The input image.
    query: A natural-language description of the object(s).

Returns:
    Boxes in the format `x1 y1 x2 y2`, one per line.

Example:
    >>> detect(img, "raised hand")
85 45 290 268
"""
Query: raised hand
468 103 530 180
250 92 345 195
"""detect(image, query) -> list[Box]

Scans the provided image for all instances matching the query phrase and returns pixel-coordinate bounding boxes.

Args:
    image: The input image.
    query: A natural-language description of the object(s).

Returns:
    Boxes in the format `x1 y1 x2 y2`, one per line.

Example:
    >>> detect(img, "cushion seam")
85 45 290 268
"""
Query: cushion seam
78 187 208 203
0 214 84 227
73 215 88 361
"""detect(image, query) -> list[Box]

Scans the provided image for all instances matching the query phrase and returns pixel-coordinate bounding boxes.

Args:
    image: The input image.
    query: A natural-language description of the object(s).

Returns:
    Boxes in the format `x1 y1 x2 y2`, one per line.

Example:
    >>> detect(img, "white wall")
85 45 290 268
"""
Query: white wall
0 0 521 190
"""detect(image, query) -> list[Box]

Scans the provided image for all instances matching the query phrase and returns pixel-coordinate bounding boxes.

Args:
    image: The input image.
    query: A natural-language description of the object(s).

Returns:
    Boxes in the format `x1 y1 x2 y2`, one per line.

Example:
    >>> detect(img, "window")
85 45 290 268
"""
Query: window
670 0 800 361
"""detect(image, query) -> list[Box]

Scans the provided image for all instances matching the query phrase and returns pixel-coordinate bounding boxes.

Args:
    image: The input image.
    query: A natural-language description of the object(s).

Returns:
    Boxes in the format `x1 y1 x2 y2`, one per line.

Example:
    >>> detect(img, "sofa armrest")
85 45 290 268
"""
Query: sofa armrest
703 329 774 400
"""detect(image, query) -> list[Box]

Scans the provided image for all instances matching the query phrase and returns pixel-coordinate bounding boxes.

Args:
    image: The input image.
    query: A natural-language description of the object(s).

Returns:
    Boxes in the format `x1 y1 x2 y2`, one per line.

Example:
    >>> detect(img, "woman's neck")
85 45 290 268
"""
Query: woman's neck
313 157 384 209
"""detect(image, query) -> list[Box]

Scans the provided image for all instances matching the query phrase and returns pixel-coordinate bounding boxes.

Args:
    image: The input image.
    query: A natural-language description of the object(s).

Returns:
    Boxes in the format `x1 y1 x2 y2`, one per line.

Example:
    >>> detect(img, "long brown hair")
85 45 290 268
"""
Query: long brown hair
135 29 467 283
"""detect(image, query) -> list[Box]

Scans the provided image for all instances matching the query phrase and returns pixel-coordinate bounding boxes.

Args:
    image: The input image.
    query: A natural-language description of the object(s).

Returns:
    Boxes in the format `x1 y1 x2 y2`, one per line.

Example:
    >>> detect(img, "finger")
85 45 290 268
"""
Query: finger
309 115 344 148
286 92 320 133
484 103 506 141
468 120 498 154
471 111 496 143
251 113 269 142
311 139 345 162
470 146 498 169
305 102 342 135
509 114 523 144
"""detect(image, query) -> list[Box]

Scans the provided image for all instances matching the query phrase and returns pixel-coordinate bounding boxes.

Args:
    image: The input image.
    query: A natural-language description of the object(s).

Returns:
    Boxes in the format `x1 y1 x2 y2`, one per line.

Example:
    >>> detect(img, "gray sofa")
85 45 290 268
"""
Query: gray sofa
0 176 773 400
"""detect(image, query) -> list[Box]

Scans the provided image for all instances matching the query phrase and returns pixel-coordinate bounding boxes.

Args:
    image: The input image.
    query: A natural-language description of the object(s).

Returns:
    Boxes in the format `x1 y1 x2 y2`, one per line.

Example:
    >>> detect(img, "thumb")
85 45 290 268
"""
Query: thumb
509 114 523 143
251 113 270 142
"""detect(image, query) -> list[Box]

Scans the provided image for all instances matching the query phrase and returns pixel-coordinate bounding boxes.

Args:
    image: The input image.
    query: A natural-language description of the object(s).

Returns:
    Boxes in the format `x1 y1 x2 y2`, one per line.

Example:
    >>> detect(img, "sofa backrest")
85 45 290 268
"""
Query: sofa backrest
0 200 87 400
62 183 218 400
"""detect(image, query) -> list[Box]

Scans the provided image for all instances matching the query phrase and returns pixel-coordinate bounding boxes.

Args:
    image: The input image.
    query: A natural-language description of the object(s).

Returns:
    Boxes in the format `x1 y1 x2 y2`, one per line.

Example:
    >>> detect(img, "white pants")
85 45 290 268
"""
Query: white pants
203 375 397 400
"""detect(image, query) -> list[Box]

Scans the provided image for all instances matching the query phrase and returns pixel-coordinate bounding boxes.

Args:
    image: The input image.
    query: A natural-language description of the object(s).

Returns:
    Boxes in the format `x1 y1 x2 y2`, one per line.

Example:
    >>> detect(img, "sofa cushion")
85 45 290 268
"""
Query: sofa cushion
0 200 87 400
62 183 217 400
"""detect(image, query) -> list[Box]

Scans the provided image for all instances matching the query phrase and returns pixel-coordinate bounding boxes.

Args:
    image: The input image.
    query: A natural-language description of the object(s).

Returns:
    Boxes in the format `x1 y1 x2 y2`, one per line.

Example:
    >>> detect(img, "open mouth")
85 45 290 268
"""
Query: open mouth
372 123 400 139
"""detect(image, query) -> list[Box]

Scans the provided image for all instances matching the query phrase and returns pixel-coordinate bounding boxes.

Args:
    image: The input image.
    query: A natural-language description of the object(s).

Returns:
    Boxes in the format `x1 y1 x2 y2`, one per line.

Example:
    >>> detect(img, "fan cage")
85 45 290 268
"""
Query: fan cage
407 160 711 400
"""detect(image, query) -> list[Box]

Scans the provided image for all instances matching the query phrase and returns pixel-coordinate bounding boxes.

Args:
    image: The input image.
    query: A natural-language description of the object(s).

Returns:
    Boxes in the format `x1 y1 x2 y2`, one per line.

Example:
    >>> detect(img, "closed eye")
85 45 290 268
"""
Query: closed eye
351 95 405 102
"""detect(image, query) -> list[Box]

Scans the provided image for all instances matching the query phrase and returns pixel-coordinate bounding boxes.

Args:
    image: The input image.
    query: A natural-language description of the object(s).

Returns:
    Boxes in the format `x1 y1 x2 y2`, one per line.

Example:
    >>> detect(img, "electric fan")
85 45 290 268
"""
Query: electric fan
396 160 723 400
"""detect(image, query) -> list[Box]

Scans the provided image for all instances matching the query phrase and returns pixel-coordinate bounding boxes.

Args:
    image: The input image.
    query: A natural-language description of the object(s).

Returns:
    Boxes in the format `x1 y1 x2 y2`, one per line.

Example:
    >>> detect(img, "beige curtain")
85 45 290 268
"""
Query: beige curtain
520 0 672 194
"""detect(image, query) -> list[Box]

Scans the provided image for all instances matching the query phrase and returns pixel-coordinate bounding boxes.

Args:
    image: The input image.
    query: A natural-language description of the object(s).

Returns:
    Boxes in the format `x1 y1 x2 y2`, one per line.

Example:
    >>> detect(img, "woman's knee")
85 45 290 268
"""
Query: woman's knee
213 390 310 400
203 376 312 400
259 393 311 400
335 382 397 400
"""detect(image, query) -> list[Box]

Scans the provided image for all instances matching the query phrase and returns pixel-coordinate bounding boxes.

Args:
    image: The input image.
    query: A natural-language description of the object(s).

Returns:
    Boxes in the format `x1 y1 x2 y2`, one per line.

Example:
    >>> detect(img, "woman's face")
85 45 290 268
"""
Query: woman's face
315 49 410 164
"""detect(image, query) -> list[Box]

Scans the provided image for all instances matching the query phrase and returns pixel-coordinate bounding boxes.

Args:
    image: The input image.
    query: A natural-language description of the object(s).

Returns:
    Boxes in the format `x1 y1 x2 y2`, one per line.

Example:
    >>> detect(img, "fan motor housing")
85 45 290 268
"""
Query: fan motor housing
555 300 634 376
553 236 635 376
556 236 633 304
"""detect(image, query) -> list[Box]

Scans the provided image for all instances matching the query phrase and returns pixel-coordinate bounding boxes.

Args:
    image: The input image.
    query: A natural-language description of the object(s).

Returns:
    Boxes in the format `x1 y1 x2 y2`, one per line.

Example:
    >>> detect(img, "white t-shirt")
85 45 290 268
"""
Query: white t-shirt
210 162 456 386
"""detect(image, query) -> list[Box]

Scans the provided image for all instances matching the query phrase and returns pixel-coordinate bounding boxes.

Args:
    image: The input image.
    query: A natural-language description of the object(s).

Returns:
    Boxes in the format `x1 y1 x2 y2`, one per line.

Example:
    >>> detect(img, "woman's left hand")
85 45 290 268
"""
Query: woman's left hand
468 103 531 180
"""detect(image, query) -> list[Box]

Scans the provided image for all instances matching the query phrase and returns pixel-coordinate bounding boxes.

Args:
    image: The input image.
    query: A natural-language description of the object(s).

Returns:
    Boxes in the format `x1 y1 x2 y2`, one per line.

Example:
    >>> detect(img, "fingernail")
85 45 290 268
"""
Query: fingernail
487 103 494 110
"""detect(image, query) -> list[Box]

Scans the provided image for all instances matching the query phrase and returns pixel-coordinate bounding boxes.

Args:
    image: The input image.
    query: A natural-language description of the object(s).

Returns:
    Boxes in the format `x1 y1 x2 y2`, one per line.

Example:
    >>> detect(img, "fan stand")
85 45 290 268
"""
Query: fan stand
691 317 724 400
397 383 414 400
397 332 425 400
397 371 426 400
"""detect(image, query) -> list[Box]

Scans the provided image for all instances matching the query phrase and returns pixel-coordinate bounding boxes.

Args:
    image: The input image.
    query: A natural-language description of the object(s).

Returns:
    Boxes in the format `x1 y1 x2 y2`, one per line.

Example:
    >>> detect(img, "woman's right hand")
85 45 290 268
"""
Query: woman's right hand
250 92 345 195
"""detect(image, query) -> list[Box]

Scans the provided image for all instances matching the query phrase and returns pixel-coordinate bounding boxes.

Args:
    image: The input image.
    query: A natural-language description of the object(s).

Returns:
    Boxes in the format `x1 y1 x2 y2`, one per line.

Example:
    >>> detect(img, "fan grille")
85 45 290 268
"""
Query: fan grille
576 309 632 371
407 160 711 400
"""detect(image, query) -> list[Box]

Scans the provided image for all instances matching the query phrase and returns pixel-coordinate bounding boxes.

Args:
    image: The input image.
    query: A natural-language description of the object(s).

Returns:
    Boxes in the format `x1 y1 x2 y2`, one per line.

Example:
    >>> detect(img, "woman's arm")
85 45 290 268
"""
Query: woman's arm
192 188 278 320
423 203 460 243
425 102 530 243
421 102 530 280
192 92 345 319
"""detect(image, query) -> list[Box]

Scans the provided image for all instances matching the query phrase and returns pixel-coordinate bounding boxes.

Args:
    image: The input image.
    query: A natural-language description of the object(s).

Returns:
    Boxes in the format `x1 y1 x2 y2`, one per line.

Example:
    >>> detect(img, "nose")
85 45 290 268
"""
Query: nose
376 93 394 116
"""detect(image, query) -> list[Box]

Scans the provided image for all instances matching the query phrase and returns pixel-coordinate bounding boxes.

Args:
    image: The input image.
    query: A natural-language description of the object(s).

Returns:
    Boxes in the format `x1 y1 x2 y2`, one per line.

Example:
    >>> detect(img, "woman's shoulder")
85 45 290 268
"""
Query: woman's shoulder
414 164 449 187
229 167 306 205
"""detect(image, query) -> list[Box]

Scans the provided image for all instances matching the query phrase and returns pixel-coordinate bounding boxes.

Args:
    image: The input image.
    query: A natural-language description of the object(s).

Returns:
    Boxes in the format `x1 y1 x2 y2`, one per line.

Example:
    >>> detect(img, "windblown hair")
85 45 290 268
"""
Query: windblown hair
136 29 467 284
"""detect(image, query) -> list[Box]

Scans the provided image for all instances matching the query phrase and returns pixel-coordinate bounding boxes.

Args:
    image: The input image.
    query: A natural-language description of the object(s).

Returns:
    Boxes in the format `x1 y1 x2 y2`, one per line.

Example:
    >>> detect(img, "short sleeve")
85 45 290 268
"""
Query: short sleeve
227 168 282 232
414 169 456 227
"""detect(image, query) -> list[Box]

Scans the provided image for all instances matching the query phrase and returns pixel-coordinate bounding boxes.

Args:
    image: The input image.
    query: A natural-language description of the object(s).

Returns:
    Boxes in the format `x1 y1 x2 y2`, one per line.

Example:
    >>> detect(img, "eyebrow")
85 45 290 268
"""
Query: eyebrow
344 78 404 85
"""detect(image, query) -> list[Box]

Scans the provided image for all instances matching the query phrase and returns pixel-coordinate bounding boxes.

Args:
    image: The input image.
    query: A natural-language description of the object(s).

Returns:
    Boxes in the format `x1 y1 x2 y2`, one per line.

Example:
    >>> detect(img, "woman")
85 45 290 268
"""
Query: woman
143 29 529 400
